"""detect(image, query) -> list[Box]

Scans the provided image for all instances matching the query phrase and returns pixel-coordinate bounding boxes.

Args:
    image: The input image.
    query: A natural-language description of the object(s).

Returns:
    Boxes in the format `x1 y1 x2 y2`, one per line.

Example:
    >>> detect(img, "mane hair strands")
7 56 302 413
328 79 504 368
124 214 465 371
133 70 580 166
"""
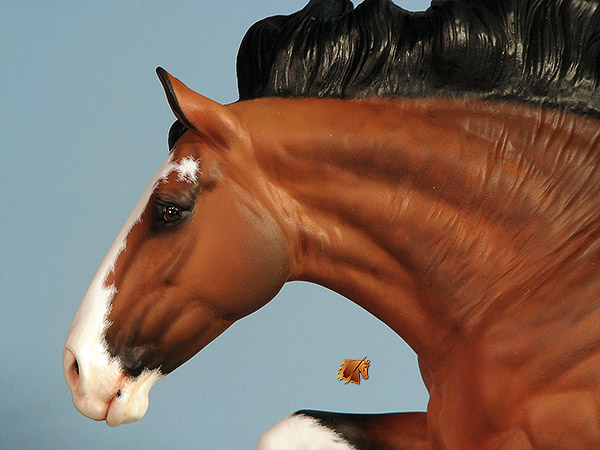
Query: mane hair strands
236 0 600 117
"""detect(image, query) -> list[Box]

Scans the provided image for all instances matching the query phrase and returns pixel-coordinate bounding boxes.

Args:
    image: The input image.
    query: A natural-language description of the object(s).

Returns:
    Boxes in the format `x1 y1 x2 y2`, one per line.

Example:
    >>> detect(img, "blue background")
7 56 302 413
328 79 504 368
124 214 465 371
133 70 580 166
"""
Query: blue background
2 1 431 448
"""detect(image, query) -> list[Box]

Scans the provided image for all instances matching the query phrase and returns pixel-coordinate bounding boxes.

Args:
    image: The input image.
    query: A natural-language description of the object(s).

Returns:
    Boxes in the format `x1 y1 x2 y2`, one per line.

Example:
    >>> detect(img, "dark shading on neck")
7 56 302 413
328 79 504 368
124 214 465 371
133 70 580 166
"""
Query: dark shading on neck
236 0 600 118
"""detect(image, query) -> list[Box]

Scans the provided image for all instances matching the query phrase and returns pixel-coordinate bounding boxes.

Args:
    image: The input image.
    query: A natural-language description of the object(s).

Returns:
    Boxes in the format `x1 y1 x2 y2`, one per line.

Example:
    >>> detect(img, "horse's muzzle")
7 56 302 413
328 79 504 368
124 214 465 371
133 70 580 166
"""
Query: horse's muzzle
63 346 163 426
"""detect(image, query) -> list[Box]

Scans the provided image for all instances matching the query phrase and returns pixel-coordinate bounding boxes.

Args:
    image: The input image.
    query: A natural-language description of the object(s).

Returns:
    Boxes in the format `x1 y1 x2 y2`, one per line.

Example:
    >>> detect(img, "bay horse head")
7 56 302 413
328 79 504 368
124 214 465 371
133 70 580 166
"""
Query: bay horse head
63 69 290 426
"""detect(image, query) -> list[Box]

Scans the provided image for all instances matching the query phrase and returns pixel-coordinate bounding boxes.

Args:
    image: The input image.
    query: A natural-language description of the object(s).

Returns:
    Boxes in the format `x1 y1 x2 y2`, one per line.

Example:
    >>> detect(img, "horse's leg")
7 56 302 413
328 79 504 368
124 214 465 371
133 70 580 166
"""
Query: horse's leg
256 410 432 450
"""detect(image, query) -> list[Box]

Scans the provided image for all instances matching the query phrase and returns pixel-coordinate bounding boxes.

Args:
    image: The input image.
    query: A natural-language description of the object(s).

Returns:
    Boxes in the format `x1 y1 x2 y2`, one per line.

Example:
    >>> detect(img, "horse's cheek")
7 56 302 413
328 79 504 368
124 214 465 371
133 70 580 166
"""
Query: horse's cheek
185 188 289 319
220 206 289 317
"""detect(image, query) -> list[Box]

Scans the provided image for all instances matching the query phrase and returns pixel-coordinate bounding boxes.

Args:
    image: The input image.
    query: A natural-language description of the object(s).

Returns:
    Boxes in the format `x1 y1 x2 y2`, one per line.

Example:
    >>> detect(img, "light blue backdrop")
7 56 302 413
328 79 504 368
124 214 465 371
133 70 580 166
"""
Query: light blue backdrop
2 1 431 448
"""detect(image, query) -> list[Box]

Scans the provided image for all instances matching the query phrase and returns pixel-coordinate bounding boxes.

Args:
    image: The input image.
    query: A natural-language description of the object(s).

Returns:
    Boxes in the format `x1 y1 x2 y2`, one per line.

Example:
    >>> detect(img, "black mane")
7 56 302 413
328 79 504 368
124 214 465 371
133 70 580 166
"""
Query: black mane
236 0 600 117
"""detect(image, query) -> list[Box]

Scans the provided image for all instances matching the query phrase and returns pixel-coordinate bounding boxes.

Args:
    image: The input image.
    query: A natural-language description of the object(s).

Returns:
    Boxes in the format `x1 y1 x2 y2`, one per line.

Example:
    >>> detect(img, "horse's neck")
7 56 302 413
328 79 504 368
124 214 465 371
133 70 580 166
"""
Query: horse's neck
236 97 600 365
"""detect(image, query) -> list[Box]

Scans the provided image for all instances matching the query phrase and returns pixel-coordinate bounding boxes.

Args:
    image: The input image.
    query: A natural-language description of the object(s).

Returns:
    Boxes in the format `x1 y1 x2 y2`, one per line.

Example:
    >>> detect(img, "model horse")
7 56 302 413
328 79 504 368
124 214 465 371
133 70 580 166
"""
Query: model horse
64 0 600 448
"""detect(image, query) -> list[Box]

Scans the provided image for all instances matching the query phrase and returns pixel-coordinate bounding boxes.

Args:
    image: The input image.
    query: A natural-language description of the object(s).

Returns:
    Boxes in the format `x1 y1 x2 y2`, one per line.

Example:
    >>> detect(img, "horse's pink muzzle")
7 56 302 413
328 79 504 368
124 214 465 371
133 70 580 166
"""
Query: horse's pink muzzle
63 346 162 426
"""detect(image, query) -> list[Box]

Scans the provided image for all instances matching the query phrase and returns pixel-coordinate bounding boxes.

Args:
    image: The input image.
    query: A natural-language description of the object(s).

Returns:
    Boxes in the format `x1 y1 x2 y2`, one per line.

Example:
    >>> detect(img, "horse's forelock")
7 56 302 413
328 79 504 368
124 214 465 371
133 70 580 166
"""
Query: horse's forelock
168 120 188 151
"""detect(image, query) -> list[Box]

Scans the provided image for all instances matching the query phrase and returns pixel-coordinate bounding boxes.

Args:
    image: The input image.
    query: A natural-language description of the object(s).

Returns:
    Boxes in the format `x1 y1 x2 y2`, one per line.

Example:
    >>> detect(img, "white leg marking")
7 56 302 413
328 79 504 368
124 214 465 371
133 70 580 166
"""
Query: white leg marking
256 414 357 450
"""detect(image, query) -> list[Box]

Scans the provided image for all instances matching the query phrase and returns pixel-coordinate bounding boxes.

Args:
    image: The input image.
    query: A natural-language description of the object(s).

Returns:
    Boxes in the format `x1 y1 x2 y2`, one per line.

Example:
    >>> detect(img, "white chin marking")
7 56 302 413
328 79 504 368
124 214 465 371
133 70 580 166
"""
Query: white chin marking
65 155 176 424
256 414 356 450
106 369 164 427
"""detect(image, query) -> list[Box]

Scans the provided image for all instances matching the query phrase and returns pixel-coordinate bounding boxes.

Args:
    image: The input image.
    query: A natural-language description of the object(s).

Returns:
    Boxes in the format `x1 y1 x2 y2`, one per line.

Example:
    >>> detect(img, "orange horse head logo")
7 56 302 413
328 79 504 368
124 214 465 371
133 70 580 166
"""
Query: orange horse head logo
338 357 370 384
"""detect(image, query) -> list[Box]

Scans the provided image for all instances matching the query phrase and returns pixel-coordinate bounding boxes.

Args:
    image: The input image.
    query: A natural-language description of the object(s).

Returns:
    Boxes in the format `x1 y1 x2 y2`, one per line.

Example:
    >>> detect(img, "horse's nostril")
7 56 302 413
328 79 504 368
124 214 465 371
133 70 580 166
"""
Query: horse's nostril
63 348 80 390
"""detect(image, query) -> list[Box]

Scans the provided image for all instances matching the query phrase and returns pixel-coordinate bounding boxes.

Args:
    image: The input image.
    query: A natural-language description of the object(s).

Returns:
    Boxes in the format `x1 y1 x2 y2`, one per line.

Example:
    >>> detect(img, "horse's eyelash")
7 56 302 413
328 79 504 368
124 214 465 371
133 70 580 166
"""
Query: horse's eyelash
155 197 191 211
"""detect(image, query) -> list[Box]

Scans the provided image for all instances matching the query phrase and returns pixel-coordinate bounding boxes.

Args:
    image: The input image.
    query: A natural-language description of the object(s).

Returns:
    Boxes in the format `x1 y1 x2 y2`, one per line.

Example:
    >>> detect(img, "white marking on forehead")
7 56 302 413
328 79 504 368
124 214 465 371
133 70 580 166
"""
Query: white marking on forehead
256 414 356 450
161 156 201 184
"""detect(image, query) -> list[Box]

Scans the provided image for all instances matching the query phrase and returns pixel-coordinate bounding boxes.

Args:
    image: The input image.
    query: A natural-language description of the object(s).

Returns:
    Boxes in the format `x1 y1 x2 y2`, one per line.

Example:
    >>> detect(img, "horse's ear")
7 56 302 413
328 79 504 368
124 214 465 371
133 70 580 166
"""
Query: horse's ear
156 67 241 148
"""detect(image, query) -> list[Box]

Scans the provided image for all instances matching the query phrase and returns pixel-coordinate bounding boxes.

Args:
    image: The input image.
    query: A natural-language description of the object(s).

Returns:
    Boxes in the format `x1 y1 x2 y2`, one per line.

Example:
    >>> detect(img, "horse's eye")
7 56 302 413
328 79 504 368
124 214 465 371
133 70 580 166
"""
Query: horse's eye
162 205 182 223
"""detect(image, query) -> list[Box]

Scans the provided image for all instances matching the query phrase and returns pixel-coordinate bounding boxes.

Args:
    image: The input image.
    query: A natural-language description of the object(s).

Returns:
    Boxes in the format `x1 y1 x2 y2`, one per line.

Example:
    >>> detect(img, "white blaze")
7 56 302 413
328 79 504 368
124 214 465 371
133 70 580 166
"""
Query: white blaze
64 153 200 426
